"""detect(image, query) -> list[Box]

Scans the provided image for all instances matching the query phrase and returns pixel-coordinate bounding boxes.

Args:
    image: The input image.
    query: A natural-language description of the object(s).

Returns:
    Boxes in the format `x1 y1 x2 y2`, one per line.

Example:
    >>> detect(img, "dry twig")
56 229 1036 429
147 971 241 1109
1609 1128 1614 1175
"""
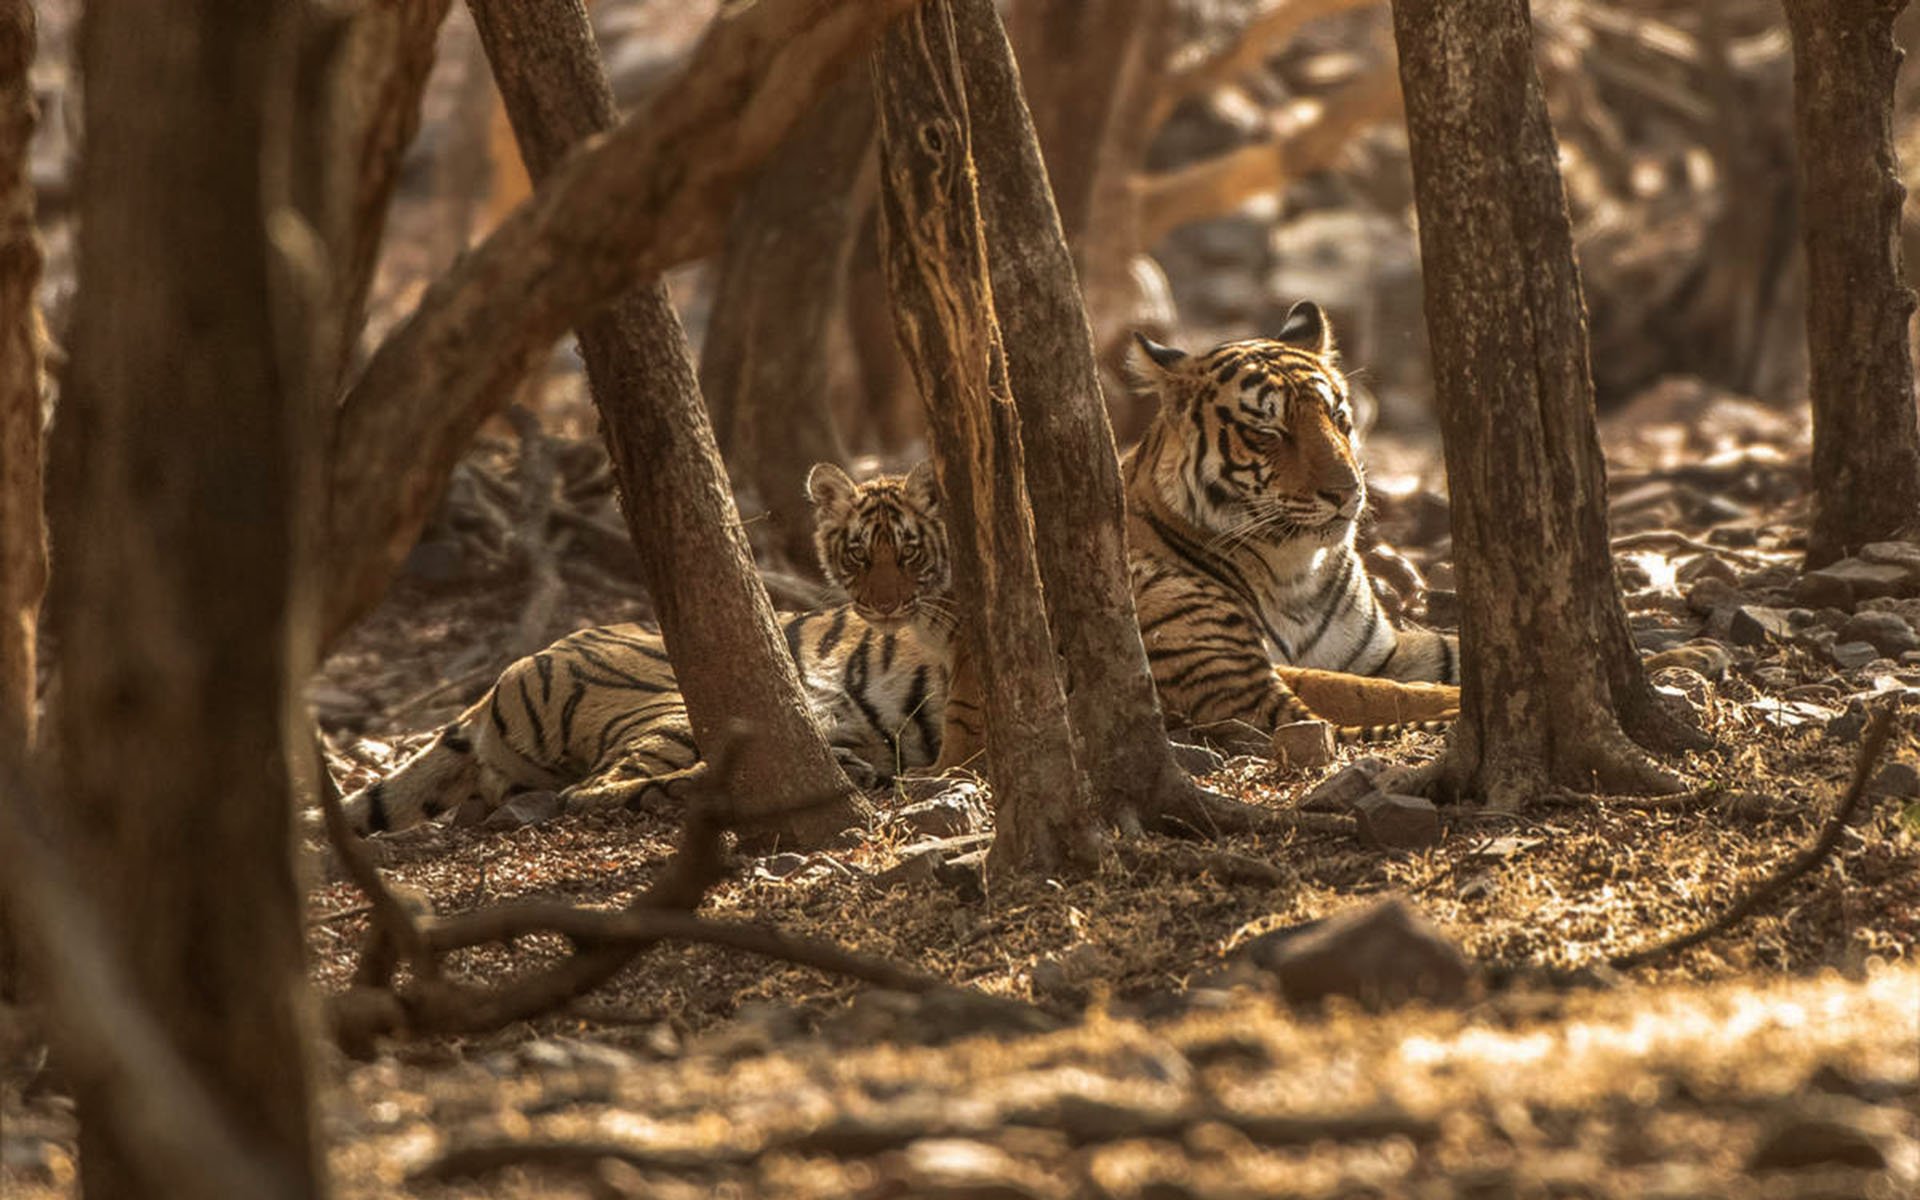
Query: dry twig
1609 703 1899 970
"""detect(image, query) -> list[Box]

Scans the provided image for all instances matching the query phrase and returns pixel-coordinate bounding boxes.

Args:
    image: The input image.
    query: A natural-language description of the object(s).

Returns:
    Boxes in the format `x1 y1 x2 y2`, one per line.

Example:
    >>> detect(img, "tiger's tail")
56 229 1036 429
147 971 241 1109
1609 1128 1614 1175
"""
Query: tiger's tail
339 720 481 836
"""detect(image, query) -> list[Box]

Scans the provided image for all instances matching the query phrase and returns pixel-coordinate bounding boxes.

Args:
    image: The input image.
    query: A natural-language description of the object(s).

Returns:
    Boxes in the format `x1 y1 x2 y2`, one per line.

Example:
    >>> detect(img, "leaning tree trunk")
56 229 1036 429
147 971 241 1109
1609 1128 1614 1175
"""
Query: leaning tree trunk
50 0 320 1193
950 0 1207 827
1391 0 1690 810
872 0 1100 875
0 0 41 758
1783 0 1920 565
468 0 859 841
700 72 870 574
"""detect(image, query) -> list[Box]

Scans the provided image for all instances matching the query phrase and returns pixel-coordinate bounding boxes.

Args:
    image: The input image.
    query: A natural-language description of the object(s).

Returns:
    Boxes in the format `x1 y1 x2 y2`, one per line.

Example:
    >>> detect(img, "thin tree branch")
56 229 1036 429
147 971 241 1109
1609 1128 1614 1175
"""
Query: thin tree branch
1152 0 1381 128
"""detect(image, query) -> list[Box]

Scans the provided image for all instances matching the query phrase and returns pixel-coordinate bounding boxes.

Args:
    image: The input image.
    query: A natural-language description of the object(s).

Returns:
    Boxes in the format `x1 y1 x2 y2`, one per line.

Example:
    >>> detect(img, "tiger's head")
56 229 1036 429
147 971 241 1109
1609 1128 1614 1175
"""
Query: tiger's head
1131 301 1364 548
806 460 952 631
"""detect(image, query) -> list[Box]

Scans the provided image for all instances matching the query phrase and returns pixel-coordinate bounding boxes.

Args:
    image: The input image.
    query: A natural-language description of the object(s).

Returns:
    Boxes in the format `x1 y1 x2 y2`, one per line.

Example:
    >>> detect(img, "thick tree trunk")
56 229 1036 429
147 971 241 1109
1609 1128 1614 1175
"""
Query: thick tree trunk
0 0 42 755
1784 0 1920 565
1391 0 1686 810
323 0 918 646
469 0 859 841
699 73 870 572
950 0 1199 824
871 1 1099 875
51 0 320 1193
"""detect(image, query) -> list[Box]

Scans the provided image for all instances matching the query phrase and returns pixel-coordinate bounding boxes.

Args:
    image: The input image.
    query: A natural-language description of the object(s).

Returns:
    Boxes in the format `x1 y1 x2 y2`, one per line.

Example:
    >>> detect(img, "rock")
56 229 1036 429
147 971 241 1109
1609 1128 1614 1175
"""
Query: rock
1169 740 1227 777
402 538 466 584
1726 605 1795 648
1790 571 1855 611
482 790 561 830
1831 641 1880 671
1748 1115 1889 1171
1869 762 1920 799
1270 720 1334 769
1633 626 1692 654
1859 540 1920 581
1300 757 1389 812
895 1138 1045 1199
1685 575 1737 616
894 783 989 839
1827 701 1871 743
1675 553 1738 586
933 849 988 901
1029 943 1119 1005
1838 610 1920 656
873 853 937 892
756 852 810 879
1238 896 1472 1007
1352 793 1442 850
1806 557 1914 601
1644 640 1732 680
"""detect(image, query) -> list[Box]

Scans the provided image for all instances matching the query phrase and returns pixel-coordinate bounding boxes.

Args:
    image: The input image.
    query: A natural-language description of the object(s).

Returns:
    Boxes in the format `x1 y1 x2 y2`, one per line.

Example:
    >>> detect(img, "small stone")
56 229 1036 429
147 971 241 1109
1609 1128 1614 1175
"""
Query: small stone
932 849 987 901
758 852 810 878
1352 792 1442 850
1300 757 1389 812
1675 553 1738 586
1644 640 1732 680
1685 575 1737 616
1790 571 1855 611
1633 626 1691 654
518 1039 574 1070
1831 641 1879 671
893 783 989 839
873 853 938 891
402 538 467 584
482 790 561 830
1869 762 1920 799
1726 605 1794 648
1169 740 1227 777
1807 557 1914 601
1858 540 1920 580
1270 720 1334 769
1838 610 1920 656
1029 943 1117 1005
1748 1116 1888 1171
1239 896 1472 1007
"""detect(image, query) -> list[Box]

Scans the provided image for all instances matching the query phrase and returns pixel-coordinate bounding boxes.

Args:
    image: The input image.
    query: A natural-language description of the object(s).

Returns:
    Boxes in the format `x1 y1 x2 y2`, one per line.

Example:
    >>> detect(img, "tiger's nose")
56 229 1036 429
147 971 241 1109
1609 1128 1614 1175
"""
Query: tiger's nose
1317 486 1359 512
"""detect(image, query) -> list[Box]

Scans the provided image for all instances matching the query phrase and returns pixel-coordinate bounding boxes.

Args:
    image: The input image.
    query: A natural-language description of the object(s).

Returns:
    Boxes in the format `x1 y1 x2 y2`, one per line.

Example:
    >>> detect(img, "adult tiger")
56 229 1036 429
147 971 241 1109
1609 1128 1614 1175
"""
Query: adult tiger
1124 301 1459 740
338 461 980 835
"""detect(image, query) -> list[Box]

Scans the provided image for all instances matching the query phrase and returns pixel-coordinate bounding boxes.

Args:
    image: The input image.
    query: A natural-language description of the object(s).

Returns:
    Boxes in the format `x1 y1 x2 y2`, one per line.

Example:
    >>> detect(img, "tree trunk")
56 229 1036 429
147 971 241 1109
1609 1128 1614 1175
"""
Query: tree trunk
950 0 1201 826
322 0 918 646
1390 0 1688 810
1784 0 1920 565
699 72 870 573
871 0 1099 875
468 0 860 841
51 0 320 1193
0 0 42 756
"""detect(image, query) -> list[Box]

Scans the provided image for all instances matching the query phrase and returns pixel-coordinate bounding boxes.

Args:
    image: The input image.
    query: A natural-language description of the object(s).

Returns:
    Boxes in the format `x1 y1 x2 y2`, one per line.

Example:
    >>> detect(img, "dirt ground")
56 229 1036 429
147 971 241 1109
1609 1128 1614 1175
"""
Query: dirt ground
11 375 1920 1198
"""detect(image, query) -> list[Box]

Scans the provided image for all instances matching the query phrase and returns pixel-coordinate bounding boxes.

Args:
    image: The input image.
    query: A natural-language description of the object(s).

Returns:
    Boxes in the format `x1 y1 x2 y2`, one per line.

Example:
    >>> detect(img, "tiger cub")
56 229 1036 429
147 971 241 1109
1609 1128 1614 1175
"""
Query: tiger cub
1124 301 1459 742
339 461 978 835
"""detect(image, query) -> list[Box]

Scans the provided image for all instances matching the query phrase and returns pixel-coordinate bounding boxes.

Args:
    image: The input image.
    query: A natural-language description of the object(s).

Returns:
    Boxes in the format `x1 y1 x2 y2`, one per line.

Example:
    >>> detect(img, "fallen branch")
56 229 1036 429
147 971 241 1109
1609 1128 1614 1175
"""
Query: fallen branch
1608 529 1768 566
322 0 921 645
1152 0 1382 128
1609 703 1899 970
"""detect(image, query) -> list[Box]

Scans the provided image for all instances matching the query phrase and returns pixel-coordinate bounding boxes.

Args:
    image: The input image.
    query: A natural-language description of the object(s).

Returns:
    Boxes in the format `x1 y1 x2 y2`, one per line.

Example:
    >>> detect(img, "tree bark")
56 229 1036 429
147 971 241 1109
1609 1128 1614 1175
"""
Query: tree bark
1391 0 1688 811
51 0 320 1193
871 0 1099 875
468 0 860 841
950 0 1201 826
322 0 919 646
0 0 42 755
699 73 870 573
1783 0 1920 565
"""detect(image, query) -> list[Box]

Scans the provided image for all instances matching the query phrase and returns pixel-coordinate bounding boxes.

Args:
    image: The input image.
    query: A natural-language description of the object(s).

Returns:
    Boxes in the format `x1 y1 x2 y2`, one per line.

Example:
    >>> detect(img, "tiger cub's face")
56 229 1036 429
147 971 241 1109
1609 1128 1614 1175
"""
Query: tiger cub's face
1133 301 1365 546
806 460 951 629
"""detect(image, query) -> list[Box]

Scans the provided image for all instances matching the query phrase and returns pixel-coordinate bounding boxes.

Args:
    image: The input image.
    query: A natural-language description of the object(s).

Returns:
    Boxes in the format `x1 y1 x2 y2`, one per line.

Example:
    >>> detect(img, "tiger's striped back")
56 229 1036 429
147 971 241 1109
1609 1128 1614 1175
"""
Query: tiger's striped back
1124 302 1459 743
339 463 970 835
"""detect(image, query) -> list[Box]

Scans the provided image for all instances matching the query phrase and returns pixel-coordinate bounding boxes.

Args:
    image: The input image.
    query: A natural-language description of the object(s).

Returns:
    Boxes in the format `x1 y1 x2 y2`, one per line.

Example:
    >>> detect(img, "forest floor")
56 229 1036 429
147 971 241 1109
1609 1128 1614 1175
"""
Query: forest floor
6 383 1920 1198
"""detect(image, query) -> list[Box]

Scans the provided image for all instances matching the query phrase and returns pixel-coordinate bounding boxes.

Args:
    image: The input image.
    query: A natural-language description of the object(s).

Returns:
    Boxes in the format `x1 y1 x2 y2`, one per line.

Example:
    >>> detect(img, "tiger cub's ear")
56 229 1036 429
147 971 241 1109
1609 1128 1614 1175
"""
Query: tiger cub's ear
1131 331 1188 374
806 462 859 515
1277 300 1336 357
904 460 940 512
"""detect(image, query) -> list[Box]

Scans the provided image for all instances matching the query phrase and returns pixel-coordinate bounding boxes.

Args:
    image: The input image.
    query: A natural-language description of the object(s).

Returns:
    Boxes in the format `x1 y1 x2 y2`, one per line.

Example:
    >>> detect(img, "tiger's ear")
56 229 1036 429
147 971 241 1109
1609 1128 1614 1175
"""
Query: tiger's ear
1277 300 1335 356
806 462 858 514
1131 331 1188 375
904 459 940 512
